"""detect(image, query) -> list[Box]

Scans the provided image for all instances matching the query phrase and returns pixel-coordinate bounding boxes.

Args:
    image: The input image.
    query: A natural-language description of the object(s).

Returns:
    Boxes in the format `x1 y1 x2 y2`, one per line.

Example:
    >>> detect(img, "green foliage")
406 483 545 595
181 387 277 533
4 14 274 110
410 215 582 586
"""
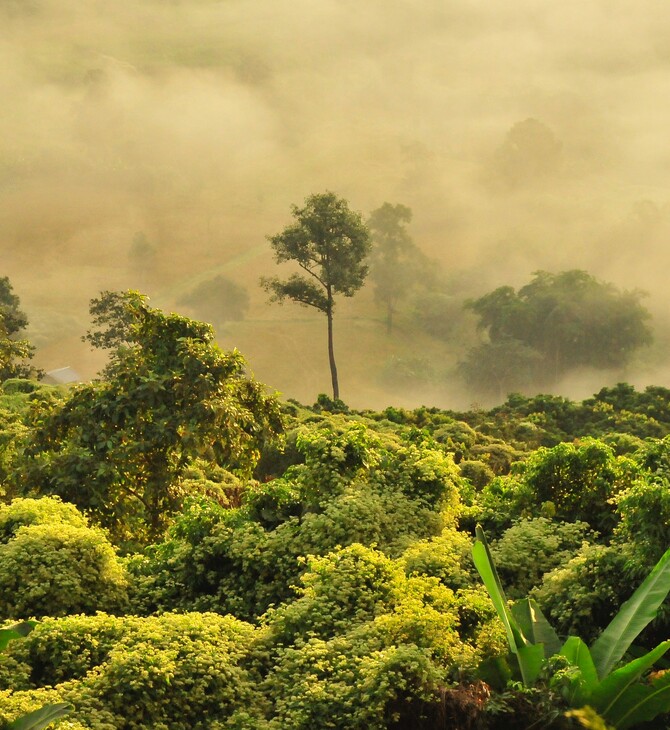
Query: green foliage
128 422 460 620
86 613 257 730
534 545 627 643
491 518 593 598
0 620 73 730
6 701 72 730
0 278 28 338
0 520 128 621
262 630 442 730
473 528 670 728
614 479 670 566
0 497 88 543
0 612 259 730
0 614 126 692
0 278 38 383
514 439 637 533
463 270 653 396
401 527 475 591
17 292 282 544
256 543 500 729
459 459 496 489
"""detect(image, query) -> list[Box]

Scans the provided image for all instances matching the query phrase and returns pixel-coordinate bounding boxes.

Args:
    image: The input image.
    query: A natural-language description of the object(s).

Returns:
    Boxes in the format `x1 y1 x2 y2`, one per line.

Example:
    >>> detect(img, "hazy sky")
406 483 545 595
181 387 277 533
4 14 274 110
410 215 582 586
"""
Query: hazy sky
2 0 670 406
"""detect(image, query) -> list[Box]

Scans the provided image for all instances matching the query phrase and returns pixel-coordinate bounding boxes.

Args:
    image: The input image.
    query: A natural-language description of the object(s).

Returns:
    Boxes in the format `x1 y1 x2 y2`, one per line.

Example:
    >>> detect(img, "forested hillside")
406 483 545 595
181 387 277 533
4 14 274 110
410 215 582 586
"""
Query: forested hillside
2 293 670 729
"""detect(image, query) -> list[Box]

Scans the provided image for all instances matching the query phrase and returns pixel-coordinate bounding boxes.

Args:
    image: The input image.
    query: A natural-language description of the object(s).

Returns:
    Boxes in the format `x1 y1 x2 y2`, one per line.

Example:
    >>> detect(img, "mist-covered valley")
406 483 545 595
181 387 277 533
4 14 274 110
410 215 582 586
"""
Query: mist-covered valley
3 0 670 408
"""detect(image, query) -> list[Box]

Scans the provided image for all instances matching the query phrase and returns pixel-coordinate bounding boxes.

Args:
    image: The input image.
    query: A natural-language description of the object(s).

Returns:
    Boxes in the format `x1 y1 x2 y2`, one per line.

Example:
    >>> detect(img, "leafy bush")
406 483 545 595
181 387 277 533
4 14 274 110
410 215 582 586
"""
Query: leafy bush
0 614 126 692
262 631 442 730
517 439 637 533
0 613 260 730
532 544 628 643
491 518 593 598
265 544 403 645
0 522 128 620
459 459 495 489
0 496 88 543
614 477 670 565
87 613 257 730
129 423 458 620
401 527 475 590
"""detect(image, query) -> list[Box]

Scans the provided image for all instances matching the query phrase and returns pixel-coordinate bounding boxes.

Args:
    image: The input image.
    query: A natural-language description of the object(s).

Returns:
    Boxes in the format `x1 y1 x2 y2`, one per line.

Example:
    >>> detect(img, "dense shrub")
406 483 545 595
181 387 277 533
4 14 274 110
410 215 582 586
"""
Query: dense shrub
265 544 404 645
0 496 88 543
0 521 128 620
518 439 635 532
0 613 260 730
490 518 592 598
401 527 475 590
614 477 670 565
87 613 257 730
532 543 628 642
459 460 495 489
129 422 459 620
0 614 126 692
262 631 442 730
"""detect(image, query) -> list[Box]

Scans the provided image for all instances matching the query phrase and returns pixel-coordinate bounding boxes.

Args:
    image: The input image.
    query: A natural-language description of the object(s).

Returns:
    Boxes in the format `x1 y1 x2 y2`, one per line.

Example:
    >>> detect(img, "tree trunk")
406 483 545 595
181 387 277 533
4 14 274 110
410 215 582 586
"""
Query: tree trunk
326 294 339 400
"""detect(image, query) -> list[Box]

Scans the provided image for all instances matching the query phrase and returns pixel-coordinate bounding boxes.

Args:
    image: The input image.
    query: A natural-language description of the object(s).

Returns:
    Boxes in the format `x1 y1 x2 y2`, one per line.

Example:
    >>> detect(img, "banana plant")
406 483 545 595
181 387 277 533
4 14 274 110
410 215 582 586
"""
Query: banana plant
1 621 72 730
473 525 670 729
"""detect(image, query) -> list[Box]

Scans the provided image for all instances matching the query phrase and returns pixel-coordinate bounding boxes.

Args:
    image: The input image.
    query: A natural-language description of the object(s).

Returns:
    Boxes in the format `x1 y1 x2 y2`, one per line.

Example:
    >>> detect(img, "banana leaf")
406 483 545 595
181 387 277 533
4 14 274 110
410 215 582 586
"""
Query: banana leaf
512 598 562 657
611 670 670 730
8 703 72 730
0 621 35 651
472 527 527 650
591 640 670 719
591 546 670 680
472 526 543 686
559 636 599 706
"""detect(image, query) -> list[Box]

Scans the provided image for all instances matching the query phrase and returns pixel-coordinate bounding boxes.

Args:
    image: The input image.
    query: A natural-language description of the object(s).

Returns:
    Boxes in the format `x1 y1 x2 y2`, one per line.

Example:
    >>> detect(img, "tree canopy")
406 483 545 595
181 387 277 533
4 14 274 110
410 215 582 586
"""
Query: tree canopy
178 275 250 331
261 191 371 400
0 276 37 382
19 291 282 543
367 202 432 334
463 269 653 396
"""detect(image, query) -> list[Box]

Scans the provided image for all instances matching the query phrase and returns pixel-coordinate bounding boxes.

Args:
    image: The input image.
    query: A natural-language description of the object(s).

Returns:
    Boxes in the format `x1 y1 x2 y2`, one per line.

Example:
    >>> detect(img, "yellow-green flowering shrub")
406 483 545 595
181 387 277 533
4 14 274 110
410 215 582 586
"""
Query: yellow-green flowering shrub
0 522 128 620
0 496 88 543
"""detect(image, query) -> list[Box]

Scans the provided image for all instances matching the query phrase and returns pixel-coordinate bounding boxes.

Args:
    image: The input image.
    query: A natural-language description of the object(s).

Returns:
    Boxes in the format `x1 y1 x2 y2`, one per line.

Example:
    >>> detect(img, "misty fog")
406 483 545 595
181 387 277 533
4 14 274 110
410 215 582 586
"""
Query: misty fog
2 0 670 408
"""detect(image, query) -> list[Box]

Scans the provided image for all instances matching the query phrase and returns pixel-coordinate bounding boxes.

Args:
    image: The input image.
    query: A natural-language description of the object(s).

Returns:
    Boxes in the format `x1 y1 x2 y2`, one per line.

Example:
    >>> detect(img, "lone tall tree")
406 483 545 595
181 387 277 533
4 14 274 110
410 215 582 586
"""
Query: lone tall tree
262 192 371 400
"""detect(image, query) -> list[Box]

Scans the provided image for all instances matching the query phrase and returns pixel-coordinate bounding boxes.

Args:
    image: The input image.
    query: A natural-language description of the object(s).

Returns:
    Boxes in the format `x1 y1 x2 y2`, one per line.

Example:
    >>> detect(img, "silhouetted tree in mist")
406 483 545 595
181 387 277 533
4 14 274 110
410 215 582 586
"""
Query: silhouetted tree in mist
367 202 431 334
179 276 249 332
462 269 653 399
492 118 562 189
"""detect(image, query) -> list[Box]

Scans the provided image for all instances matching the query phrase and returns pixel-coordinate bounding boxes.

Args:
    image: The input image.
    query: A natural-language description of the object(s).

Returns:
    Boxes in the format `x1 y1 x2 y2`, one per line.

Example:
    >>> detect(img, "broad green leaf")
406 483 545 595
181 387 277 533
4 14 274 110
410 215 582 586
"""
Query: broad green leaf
591 640 670 718
560 636 599 706
473 527 541 687
591 546 670 679
8 703 72 730
472 529 523 654
512 598 562 657
612 669 670 729
0 621 35 651
517 642 546 686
